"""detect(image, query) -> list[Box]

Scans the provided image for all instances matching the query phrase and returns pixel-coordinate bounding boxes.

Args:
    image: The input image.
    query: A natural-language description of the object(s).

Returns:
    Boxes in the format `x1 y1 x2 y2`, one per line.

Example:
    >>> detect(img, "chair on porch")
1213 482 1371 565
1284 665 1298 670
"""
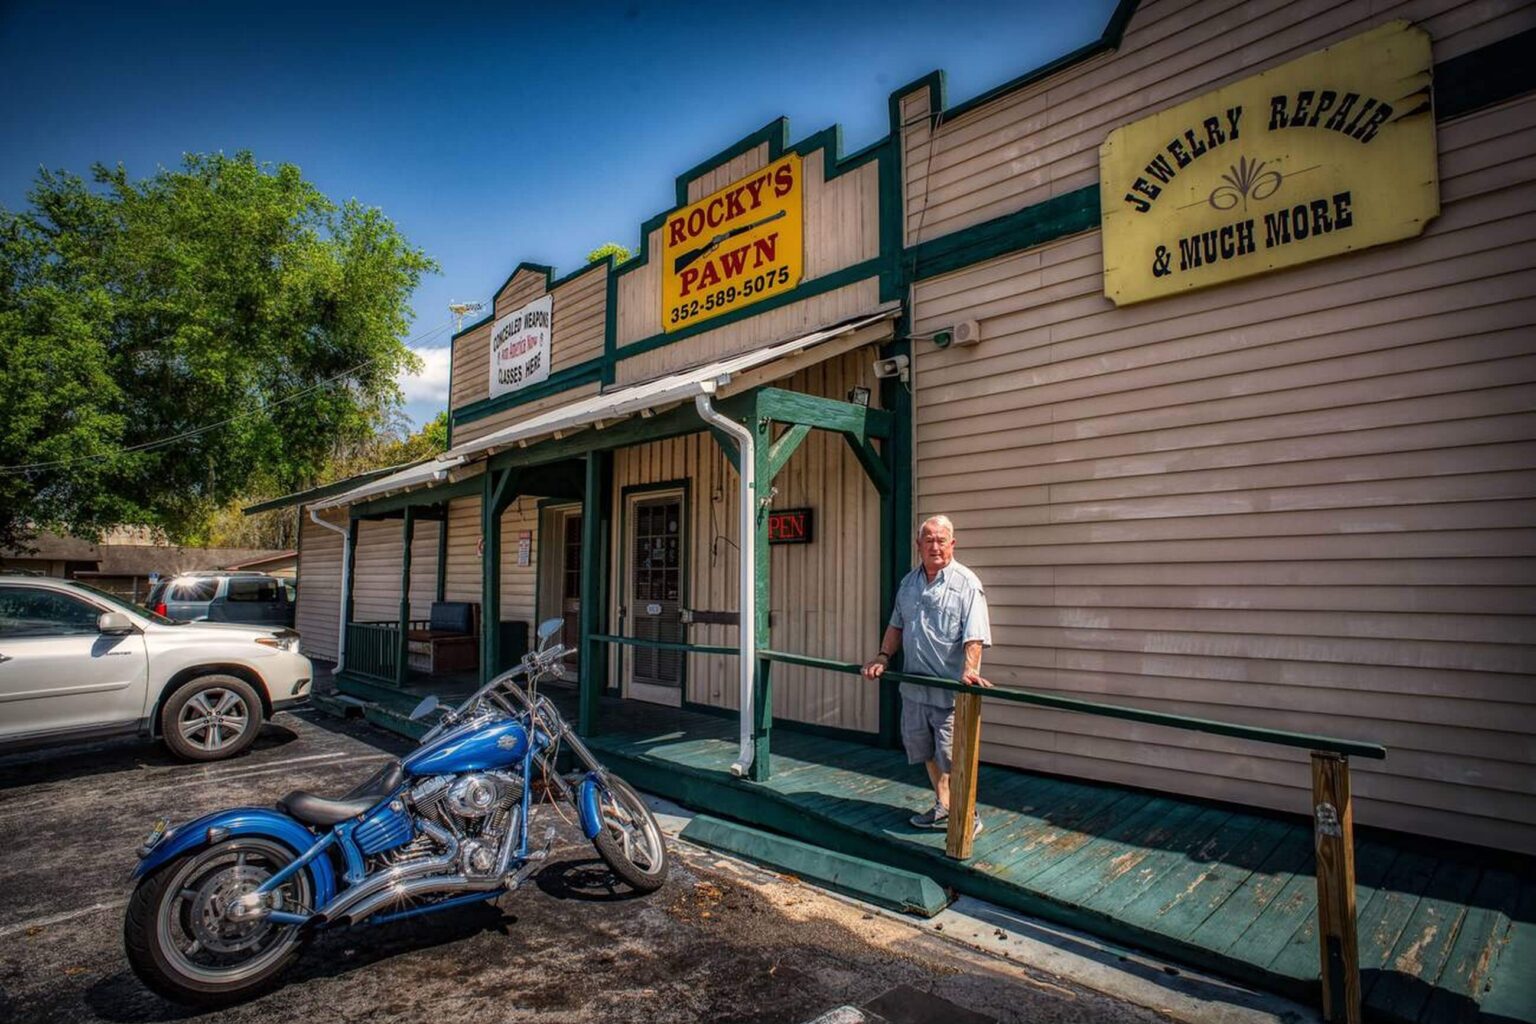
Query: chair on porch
405 601 480 675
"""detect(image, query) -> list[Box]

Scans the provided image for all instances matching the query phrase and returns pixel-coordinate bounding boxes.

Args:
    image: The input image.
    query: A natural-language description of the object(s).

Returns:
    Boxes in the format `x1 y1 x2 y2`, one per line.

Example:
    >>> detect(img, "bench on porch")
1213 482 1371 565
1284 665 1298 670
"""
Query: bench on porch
405 601 480 675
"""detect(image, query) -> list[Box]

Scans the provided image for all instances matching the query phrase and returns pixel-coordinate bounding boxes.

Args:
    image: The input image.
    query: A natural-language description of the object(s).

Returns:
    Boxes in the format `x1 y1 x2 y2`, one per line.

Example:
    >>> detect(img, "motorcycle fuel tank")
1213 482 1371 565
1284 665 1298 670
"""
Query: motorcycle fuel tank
403 717 529 776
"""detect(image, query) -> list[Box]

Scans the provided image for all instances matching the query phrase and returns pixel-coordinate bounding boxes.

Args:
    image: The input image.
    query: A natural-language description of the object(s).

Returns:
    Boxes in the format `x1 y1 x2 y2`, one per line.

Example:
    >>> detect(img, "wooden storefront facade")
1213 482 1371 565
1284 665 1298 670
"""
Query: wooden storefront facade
270 0 1536 875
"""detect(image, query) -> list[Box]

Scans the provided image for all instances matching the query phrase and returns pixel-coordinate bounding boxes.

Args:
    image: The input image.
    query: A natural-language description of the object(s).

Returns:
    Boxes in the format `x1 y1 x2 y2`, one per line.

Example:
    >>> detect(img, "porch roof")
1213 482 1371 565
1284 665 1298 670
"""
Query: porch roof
312 302 900 511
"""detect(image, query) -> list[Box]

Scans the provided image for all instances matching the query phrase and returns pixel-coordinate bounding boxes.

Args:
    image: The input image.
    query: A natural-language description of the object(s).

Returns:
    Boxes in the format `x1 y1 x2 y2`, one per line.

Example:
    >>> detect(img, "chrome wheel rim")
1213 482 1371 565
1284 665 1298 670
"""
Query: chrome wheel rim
178 688 250 752
604 789 665 875
156 839 307 985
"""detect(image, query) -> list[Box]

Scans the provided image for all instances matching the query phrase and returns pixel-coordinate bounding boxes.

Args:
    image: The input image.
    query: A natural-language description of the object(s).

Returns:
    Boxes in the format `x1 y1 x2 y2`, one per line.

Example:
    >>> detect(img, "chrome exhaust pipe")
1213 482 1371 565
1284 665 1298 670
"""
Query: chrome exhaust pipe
340 872 503 925
311 821 460 925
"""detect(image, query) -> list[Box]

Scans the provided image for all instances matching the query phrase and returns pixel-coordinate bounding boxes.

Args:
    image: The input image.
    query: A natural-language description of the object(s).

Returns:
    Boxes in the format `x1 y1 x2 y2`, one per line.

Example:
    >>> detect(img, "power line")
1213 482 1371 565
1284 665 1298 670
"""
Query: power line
1 320 455 474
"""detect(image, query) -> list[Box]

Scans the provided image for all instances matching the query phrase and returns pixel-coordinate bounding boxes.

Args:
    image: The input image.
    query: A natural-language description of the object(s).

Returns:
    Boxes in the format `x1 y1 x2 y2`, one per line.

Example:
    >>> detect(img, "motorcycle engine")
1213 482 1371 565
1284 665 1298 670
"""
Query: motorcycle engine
409 771 522 842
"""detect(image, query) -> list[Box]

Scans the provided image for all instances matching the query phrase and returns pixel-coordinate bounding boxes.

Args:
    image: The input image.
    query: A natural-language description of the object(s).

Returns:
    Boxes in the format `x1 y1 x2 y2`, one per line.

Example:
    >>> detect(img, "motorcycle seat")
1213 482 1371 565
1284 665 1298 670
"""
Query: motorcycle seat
277 760 406 827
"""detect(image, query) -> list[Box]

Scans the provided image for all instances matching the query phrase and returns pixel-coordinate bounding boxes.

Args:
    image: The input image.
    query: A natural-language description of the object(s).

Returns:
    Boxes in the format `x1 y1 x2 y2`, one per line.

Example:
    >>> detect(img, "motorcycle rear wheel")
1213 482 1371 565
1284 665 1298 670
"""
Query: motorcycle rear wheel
589 774 669 893
125 837 311 1006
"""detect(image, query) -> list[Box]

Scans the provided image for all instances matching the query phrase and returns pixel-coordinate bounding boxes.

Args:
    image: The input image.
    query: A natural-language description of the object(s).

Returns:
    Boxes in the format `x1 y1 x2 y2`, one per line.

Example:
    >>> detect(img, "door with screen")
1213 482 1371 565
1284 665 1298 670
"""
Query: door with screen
560 512 581 675
626 492 684 705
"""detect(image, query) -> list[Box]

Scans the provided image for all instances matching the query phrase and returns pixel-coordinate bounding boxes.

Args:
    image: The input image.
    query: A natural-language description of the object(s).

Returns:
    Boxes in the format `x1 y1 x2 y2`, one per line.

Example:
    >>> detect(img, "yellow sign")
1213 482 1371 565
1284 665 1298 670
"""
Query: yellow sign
1100 21 1438 306
661 153 803 331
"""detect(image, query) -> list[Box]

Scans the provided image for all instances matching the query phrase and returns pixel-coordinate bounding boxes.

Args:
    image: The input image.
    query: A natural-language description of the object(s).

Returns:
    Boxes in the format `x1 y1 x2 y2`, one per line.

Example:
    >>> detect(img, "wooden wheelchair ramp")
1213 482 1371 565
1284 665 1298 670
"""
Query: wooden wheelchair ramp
580 699 1536 1024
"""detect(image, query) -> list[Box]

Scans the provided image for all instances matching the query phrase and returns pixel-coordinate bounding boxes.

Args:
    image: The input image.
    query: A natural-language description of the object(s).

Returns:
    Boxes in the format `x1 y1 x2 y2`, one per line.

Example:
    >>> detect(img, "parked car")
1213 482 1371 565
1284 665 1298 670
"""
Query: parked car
0 574 311 761
145 571 295 627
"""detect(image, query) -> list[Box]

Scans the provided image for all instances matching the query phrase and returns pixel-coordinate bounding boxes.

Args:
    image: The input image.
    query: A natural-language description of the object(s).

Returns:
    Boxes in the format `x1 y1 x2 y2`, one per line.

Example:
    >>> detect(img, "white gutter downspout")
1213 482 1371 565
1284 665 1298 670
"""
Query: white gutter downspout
694 385 756 777
309 507 352 672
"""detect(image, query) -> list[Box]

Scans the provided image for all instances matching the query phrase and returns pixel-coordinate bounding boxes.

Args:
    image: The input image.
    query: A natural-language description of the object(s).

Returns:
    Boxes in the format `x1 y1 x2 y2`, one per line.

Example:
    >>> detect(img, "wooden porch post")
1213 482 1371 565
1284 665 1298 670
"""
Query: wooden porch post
749 404 773 781
435 504 448 603
481 470 509 683
945 692 983 858
395 506 415 686
578 450 612 737
342 517 359 668
1312 752 1362 1024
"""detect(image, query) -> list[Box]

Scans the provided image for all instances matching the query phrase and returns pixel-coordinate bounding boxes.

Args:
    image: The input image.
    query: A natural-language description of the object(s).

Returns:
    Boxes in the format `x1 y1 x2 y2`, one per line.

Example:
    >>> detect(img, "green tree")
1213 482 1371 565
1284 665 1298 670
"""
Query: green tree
586 241 632 265
0 153 438 549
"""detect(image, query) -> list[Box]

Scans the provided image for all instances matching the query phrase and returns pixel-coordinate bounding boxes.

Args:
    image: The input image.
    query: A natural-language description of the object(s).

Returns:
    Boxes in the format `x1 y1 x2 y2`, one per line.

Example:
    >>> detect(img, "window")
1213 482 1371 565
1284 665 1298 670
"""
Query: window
169 579 217 602
0 586 103 637
226 579 279 603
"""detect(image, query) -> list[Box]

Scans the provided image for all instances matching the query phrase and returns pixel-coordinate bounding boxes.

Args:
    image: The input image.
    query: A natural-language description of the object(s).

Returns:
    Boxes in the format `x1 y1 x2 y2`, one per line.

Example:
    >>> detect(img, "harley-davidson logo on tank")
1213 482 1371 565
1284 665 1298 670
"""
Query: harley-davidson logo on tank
1099 20 1438 306
661 153 804 331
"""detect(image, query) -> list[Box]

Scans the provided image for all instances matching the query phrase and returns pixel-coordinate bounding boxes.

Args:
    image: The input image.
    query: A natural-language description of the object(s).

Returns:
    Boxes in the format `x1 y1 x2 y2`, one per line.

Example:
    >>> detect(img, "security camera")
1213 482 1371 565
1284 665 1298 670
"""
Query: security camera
872 354 909 380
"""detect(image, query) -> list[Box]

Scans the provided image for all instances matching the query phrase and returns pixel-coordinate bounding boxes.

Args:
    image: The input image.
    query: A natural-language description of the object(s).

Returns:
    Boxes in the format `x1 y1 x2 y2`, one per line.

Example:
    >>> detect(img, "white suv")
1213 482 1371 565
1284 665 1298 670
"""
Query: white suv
0 574 312 761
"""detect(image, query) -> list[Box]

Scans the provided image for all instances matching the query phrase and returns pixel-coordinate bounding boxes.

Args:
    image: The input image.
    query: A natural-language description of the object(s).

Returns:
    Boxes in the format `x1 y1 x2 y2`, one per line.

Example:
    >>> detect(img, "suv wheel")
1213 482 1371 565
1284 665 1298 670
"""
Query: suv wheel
161 675 264 761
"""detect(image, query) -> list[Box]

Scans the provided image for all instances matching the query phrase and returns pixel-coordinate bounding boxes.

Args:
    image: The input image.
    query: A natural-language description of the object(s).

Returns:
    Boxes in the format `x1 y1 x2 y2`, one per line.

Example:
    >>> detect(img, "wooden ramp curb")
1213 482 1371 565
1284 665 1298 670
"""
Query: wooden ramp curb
681 813 951 918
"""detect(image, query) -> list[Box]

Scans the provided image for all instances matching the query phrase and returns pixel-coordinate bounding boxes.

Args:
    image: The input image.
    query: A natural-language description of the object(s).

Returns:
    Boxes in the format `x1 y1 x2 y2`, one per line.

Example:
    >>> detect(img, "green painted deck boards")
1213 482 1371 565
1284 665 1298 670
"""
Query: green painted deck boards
578 699 1536 1024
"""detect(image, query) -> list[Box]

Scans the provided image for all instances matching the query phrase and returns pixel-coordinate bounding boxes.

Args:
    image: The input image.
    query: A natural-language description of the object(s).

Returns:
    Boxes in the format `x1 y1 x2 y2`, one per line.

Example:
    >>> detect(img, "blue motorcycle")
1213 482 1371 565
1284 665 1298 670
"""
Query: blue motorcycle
123 619 668 1005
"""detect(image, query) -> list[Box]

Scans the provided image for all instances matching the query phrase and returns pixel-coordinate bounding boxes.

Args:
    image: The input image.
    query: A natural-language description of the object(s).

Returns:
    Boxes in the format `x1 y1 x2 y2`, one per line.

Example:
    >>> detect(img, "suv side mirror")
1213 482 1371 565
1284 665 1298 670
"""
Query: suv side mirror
98 612 134 635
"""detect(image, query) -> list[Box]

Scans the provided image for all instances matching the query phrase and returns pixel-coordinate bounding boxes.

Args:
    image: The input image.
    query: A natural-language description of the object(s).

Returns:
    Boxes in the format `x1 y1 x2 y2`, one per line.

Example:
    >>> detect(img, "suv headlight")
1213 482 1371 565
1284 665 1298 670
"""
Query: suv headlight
256 634 300 653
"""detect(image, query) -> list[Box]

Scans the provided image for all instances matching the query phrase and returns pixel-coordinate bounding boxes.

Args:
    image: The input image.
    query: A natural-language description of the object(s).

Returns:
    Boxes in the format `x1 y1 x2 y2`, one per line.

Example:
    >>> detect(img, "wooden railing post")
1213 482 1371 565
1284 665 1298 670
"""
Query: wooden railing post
1311 751 1362 1024
946 691 983 859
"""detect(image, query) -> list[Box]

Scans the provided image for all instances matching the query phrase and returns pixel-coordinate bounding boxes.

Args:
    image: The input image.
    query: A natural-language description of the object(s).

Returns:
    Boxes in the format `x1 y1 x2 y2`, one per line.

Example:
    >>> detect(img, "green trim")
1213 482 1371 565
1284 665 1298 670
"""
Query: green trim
906 186 1099 283
757 387 893 438
396 507 415 686
592 634 736 657
242 464 416 515
613 261 884 365
1435 27 1536 119
451 358 605 427
765 423 811 482
756 649 1387 760
435 509 448 603
680 814 948 917
350 475 482 518
578 452 612 734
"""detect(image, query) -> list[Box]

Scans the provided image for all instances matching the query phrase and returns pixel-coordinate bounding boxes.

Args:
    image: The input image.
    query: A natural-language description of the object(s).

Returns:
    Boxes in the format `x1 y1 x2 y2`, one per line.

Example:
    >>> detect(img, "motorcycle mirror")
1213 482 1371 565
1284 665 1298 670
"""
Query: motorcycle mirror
408 695 439 721
537 617 563 645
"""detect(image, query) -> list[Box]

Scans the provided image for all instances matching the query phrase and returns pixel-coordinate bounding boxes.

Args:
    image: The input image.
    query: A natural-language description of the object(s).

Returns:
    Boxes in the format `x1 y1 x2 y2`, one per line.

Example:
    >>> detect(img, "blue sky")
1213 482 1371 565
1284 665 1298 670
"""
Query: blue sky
0 0 1117 429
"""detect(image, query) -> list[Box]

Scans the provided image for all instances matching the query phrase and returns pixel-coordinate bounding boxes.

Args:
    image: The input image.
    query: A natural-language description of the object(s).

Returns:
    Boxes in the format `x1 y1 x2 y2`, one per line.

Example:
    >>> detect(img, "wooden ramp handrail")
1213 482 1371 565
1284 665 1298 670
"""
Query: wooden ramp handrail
585 635 1381 1023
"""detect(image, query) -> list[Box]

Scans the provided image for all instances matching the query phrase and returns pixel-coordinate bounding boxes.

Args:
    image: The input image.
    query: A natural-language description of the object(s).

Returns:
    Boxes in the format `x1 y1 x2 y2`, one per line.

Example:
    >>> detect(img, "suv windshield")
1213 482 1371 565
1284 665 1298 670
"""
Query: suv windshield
72 580 179 625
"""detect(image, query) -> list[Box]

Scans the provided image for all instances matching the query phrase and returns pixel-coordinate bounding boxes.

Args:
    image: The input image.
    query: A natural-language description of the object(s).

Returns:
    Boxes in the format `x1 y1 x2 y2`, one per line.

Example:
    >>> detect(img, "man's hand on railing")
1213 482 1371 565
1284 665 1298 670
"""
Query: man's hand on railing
960 669 992 688
860 656 888 680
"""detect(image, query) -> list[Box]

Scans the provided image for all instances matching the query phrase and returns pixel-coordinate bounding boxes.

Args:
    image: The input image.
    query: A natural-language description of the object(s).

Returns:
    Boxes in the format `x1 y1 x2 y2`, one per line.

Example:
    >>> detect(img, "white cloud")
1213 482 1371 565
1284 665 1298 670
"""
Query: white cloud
397 345 451 405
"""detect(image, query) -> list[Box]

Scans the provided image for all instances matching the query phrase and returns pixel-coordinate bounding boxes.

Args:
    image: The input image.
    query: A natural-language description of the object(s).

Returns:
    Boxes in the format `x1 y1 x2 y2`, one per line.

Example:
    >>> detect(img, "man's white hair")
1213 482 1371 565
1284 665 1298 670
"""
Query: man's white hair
917 514 955 540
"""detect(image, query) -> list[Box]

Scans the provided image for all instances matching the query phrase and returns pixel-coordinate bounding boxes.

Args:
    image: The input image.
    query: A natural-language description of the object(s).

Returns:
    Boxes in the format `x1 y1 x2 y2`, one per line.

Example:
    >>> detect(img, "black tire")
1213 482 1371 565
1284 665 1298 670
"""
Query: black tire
124 838 310 1006
589 774 669 893
160 674 264 762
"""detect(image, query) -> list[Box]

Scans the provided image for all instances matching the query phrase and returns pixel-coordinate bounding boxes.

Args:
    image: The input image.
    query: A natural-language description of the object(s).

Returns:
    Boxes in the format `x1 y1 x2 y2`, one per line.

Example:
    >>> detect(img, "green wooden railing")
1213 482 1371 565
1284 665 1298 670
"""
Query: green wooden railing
586 635 1385 760
346 622 400 683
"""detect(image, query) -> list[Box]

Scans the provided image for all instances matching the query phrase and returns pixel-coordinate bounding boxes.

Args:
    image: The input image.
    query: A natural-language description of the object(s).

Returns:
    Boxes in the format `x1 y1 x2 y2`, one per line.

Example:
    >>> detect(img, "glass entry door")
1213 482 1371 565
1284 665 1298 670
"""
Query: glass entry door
626 491 684 705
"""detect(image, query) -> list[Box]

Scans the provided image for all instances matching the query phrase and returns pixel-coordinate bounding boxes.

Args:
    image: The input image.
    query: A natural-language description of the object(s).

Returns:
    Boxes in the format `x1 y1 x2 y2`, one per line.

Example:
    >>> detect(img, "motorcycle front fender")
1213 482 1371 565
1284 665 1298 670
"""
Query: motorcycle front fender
131 807 337 907
576 773 604 840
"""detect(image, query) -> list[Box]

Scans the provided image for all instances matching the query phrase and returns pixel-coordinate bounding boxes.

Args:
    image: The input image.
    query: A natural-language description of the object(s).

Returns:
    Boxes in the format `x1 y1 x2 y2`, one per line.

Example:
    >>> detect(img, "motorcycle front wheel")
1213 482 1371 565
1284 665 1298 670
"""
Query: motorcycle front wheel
124 837 311 1005
589 774 669 893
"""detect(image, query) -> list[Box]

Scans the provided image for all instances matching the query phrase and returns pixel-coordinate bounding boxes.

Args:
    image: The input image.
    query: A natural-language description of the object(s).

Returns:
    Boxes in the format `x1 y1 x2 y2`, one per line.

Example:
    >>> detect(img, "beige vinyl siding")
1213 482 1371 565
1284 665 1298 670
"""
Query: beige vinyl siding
452 382 602 447
295 507 344 661
908 87 1536 853
617 278 882 386
346 516 444 625
901 0 1536 246
610 348 884 732
449 264 609 417
442 495 483 604
616 149 882 356
499 500 539 625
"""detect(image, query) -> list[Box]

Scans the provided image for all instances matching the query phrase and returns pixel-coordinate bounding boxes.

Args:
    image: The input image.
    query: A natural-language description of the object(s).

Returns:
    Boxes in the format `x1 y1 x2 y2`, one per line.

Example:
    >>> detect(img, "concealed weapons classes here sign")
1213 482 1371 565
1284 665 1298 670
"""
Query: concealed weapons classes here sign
489 294 552 399
661 154 803 331
1100 21 1438 306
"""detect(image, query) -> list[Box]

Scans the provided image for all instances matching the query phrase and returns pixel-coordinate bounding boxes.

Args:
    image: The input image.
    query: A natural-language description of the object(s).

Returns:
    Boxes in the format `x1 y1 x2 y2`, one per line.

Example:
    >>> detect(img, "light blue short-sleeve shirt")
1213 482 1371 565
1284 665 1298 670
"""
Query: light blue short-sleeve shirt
889 559 991 708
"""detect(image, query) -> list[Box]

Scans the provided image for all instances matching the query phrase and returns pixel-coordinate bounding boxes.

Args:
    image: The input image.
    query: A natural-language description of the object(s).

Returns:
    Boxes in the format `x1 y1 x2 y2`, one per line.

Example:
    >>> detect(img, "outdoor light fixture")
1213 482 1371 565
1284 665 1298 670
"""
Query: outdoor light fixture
848 386 871 407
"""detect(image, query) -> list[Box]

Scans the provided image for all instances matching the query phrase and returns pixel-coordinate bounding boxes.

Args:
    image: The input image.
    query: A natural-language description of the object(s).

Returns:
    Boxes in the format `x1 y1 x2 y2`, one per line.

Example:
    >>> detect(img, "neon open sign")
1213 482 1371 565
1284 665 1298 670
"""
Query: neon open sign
767 508 813 545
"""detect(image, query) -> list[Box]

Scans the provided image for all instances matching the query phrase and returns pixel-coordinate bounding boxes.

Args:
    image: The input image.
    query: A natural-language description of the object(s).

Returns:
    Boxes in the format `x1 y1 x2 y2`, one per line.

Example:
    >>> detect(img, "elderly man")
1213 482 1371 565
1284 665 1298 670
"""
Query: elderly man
862 514 992 834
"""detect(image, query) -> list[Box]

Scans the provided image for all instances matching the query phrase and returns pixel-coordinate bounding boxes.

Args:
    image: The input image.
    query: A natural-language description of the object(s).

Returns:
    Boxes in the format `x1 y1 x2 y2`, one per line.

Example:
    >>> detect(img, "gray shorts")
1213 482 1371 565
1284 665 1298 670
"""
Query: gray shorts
901 700 955 774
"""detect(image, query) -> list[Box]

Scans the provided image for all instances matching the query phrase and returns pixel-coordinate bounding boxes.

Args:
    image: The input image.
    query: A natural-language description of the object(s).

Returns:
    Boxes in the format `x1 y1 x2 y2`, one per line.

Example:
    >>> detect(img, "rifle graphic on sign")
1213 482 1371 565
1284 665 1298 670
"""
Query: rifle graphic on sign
672 209 786 274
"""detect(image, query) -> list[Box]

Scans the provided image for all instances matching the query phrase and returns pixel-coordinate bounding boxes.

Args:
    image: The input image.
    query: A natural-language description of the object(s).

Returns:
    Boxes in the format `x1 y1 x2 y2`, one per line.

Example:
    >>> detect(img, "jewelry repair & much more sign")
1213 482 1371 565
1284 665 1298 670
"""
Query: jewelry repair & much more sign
1099 20 1438 306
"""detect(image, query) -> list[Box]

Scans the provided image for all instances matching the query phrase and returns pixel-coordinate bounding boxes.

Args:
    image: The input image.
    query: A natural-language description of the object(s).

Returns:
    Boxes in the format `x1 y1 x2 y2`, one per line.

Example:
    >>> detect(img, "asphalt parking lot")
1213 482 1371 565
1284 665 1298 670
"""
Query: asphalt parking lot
0 708 1188 1024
